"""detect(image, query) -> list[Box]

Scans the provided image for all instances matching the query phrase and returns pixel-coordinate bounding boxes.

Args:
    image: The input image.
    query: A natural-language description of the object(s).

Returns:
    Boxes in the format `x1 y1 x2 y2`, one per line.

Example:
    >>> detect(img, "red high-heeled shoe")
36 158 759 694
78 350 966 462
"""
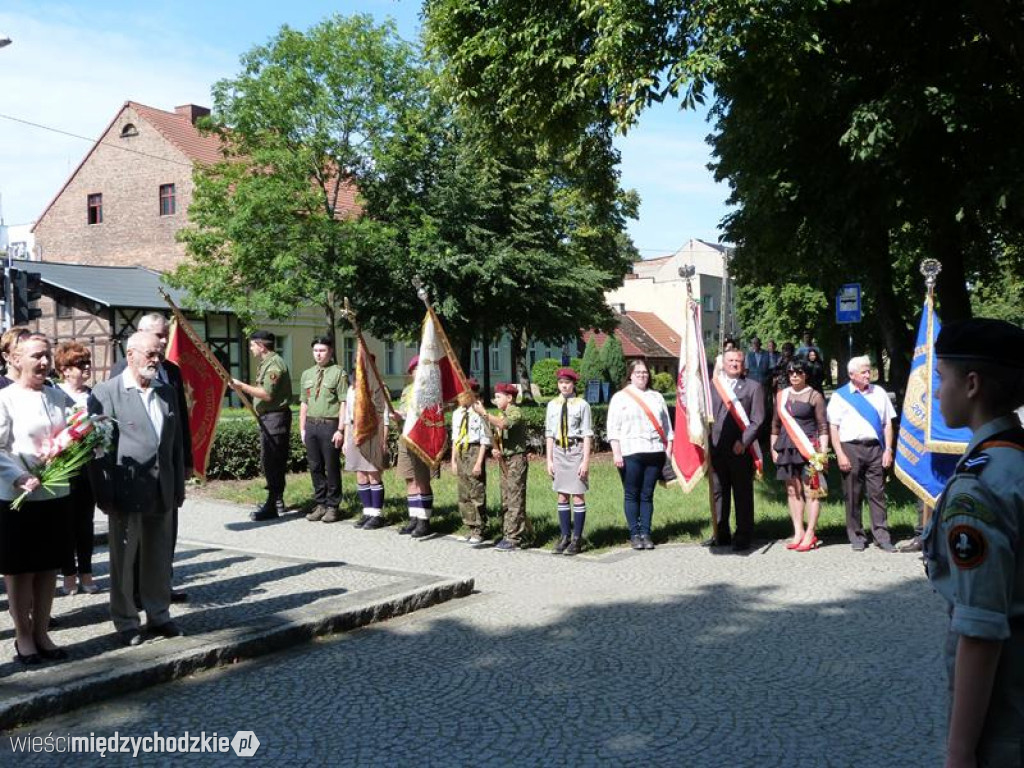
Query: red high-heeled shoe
785 539 803 550
795 535 820 552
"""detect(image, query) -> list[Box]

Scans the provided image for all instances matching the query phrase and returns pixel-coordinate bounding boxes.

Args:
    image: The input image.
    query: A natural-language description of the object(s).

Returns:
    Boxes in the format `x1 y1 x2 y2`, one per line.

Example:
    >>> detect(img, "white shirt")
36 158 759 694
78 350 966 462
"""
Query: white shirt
606 386 674 456
0 384 71 501
544 396 594 441
452 405 491 448
826 382 896 443
122 369 164 439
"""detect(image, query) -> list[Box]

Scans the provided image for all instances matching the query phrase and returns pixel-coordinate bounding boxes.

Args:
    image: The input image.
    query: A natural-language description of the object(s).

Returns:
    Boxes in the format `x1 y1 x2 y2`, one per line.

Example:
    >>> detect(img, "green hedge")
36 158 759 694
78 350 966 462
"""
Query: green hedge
531 356 583 397
205 401 679 480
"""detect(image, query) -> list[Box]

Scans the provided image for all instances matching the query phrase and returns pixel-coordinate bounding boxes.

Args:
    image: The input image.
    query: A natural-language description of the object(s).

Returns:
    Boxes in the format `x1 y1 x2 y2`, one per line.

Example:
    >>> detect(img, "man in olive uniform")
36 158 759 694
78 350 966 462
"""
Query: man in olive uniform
450 378 490 544
474 383 528 551
231 330 292 522
299 336 348 523
924 318 1024 767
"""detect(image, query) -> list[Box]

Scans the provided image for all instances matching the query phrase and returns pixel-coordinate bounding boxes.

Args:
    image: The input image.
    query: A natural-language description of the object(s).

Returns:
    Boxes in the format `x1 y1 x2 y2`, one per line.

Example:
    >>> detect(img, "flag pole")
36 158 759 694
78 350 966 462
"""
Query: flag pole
339 297 401 423
158 289 261 423
411 276 470 393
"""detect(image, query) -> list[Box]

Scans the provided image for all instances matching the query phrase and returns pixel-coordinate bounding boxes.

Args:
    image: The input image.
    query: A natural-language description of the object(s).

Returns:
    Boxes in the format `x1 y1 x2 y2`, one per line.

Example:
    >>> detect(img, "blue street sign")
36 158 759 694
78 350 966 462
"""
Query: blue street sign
836 283 862 324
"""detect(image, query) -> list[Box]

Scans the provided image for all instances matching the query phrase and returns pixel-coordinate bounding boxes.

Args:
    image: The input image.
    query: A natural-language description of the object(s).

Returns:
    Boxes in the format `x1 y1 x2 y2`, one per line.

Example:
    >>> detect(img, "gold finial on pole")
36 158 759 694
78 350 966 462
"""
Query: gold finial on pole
920 258 942 297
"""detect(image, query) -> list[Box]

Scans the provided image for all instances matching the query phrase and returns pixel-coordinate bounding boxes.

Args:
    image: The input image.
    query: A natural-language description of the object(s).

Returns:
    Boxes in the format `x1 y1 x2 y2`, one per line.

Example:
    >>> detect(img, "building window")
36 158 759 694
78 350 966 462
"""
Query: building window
702 294 717 312
87 193 103 224
385 341 397 376
528 341 537 369
471 344 482 372
159 184 176 216
343 337 356 373
120 123 138 138
491 345 502 373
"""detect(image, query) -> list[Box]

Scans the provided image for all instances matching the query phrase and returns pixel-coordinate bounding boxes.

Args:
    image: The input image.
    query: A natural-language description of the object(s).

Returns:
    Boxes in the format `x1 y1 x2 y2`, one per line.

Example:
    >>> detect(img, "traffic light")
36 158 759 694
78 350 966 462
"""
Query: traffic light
11 269 43 324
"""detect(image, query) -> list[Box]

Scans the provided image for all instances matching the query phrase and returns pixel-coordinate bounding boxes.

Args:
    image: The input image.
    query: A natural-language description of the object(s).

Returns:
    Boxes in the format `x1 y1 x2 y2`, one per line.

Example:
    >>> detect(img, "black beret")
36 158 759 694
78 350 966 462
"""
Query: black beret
250 330 275 345
935 318 1024 367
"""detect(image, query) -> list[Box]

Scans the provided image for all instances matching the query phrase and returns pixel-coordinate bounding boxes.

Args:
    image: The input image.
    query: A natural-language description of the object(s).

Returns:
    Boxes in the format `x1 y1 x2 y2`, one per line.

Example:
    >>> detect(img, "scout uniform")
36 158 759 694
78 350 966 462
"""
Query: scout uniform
924 319 1024 765
251 332 292 520
451 380 490 541
300 360 347 521
496 383 529 549
396 356 436 537
544 367 593 554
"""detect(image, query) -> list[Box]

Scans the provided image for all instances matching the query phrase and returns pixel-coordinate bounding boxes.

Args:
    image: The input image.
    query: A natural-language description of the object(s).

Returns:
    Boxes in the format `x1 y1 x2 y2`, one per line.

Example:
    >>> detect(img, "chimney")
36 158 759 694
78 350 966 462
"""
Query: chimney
175 104 211 125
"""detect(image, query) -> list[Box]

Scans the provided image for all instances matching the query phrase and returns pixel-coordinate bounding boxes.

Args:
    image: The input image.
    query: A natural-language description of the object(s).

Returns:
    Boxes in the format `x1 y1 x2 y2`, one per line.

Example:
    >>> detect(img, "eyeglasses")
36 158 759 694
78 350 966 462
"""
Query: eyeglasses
788 371 804 376
631 371 650 376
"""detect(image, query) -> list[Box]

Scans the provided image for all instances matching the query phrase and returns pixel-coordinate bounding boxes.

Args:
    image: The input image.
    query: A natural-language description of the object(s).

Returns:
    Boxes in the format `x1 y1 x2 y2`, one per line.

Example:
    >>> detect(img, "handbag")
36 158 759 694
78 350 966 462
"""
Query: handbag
622 388 677 485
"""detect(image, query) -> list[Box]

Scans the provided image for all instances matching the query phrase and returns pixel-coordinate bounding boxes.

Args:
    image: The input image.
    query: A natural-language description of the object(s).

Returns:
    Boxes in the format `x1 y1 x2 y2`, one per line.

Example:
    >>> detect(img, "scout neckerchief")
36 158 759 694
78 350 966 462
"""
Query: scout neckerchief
777 387 819 460
559 396 570 450
622 387 668 449
314 367 325 400
834 383 884 445
456 407 470 453
712 374 764 474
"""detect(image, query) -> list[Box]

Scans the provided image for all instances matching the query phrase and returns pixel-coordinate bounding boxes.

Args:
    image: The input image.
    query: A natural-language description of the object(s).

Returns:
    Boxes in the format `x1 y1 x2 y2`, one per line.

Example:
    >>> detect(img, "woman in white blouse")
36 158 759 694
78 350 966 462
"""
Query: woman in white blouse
606 359 673 550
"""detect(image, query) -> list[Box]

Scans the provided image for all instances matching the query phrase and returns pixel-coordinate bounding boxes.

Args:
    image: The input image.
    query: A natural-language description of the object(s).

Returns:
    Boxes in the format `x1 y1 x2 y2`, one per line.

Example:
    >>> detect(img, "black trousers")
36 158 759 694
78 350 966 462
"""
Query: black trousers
711 448 755 540
62 474 95 576
304 419 341 507
260 410 292 497
840 441 890 545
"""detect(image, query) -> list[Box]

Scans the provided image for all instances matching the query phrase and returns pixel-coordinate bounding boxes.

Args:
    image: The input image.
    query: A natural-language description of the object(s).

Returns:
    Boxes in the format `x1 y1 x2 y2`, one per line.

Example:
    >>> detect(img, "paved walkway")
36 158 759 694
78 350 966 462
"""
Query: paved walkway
3 496 948 766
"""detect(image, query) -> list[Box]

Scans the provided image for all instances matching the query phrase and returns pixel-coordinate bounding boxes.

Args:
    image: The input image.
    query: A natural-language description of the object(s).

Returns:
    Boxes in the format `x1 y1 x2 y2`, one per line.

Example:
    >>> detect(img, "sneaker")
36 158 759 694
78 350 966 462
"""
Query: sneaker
897 537 923 553
398 520 418 535
494 539 519 552
410 519 431 539
641 534 656 550
631 535 644 551
565 538 583 556
321 507 343 523
306 505 327 522
553 535 571 554
353 515 369 529
468 535 485 546
876 541 897 553
362 515 387 530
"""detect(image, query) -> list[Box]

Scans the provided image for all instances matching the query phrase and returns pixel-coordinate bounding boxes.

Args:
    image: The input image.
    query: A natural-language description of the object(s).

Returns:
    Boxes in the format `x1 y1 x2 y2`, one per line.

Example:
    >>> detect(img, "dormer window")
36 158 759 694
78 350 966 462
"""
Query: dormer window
120 123 138 138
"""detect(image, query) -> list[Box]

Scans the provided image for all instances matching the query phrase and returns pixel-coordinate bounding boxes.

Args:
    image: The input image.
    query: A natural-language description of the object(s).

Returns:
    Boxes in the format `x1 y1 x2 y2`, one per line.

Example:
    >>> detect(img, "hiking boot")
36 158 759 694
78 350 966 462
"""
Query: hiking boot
321 507 344 523
565 538 583 556
399 519 418 535
410 519 431 539
362 515 387 530
353 515 369 529
553 535 571 554
306 505 327 522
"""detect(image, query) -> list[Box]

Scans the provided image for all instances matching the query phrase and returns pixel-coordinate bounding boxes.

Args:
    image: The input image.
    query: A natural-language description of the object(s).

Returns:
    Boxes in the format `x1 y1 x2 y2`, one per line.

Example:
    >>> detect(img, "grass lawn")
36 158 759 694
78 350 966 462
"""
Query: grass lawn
199 451 921 553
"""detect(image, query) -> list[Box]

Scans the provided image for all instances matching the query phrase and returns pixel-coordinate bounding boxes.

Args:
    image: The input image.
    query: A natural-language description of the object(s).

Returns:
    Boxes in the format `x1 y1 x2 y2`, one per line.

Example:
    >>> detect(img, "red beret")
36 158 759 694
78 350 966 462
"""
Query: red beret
406 355 419 374
466 377 480 392
495 383 518 396
556 367 578 382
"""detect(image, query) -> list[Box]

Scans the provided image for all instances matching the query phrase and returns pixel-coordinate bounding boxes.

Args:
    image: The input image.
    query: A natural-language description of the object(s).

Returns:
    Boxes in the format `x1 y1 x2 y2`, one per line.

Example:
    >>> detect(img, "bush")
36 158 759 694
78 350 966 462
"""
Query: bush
652 371 675 394
530 358 561 397
580 337 603 383
601 335 627 385
206 413 307 480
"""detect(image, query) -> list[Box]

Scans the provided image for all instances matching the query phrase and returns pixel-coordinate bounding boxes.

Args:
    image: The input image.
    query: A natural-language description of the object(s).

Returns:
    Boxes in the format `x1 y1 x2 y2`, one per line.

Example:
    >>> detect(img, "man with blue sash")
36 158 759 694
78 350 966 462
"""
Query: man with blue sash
827 355 897 551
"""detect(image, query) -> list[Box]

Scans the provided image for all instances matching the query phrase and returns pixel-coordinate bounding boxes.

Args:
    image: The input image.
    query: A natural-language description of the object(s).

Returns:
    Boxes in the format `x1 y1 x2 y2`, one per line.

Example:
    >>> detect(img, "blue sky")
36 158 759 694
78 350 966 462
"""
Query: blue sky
0 0 730 255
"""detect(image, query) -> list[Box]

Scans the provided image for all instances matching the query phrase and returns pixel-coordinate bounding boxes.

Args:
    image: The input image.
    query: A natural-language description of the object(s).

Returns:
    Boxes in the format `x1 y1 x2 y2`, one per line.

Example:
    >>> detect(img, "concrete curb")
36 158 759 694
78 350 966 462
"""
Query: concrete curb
1 575 474 731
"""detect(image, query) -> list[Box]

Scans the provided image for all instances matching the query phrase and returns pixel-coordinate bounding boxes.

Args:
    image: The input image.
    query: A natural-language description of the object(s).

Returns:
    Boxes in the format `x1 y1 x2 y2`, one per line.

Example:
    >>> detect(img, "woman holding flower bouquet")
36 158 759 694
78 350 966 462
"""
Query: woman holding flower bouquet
0 335 73 664
770 360 830 552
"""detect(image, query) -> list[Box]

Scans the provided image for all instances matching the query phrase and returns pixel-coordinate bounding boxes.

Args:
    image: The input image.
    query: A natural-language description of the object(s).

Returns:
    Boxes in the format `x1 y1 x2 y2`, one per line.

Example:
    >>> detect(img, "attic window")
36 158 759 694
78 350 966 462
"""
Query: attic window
120 123 138 138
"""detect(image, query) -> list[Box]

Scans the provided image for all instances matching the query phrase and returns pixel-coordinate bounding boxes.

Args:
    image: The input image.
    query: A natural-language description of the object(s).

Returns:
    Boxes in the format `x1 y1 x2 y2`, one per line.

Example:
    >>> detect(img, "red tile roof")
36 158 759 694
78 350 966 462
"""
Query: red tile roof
131 102 227 166
582 310 679 360
628 311 680 356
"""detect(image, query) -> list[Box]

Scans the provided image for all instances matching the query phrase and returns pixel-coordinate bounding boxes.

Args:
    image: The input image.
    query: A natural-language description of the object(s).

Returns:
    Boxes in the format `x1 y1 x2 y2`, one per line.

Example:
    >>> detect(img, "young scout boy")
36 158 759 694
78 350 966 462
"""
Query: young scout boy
450 378 490 545
299 336 348 523
544 367 593 555
474 383 528 551
925 317 1024 768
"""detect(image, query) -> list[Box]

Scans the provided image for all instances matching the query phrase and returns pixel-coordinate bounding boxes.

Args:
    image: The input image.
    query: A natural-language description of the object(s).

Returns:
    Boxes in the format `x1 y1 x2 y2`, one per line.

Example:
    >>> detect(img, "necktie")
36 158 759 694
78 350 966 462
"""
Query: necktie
559 397 569 450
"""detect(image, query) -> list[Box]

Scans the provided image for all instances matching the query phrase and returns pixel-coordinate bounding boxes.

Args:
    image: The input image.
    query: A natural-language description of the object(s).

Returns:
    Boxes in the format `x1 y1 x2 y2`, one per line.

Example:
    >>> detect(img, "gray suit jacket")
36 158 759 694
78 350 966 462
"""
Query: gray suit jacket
89 373 185 515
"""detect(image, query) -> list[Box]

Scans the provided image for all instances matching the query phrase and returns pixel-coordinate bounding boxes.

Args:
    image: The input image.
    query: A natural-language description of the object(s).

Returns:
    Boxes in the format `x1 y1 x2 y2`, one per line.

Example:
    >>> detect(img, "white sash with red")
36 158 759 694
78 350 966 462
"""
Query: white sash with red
776 387 827 498
713 375 763 474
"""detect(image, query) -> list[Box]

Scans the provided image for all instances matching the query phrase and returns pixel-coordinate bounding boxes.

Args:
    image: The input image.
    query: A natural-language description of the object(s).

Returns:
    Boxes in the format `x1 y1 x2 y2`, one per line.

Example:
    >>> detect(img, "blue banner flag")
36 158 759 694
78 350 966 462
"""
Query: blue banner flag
894 297 971 504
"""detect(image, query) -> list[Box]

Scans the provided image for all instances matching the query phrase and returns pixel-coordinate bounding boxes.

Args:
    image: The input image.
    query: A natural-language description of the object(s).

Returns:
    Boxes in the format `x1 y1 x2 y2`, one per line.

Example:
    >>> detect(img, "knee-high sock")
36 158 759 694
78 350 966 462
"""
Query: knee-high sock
369 483 384 513
357 483 370 511
420 493 434 520
407 494 423 520
557 503 571 537
572 503 586 540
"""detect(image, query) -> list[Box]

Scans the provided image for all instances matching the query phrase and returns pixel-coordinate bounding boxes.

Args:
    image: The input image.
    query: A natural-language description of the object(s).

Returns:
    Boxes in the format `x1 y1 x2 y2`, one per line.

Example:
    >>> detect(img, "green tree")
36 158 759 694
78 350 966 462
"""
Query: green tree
172 14 423 337
601 335 627 386
579 336 603 383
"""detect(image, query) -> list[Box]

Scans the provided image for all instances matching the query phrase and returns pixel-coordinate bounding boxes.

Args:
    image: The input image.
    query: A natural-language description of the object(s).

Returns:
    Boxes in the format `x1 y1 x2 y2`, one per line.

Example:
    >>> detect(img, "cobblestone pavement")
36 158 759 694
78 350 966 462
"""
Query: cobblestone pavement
3 497 948 766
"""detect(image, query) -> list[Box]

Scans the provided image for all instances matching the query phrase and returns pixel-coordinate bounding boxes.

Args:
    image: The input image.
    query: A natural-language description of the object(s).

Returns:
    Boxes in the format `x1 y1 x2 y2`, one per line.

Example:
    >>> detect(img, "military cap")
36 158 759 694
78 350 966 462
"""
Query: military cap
935 318 1024 368
494 382 518 396
556 367 579 382
466 377 481 392
250 330 275 346
407 355 419 374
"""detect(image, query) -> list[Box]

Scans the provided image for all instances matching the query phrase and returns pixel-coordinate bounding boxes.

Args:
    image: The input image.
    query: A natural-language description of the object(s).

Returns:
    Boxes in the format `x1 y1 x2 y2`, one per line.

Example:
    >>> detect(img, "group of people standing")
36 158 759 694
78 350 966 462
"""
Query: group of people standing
0 313 190 661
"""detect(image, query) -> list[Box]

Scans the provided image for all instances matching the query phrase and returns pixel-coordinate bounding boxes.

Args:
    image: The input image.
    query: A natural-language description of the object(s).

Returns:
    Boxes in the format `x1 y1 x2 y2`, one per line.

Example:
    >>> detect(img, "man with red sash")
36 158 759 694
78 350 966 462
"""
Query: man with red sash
827 355 897 551
707 348 765 551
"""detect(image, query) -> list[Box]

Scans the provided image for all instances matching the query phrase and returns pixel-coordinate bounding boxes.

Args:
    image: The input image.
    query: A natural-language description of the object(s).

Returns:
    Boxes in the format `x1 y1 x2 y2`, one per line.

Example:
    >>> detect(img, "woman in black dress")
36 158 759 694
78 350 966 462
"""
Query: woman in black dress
770 361 829 551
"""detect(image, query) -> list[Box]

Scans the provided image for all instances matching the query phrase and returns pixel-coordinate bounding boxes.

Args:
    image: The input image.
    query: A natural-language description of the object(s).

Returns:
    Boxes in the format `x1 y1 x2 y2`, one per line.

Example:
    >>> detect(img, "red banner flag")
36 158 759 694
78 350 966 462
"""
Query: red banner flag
671 295 713 492
401 307 469 466
166 320 228 481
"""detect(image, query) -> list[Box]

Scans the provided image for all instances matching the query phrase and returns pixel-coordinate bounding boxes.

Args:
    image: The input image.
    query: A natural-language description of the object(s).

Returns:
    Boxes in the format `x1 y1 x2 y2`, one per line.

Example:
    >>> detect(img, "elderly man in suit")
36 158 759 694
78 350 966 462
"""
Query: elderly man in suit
707 348 765 551
92 332 186 647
